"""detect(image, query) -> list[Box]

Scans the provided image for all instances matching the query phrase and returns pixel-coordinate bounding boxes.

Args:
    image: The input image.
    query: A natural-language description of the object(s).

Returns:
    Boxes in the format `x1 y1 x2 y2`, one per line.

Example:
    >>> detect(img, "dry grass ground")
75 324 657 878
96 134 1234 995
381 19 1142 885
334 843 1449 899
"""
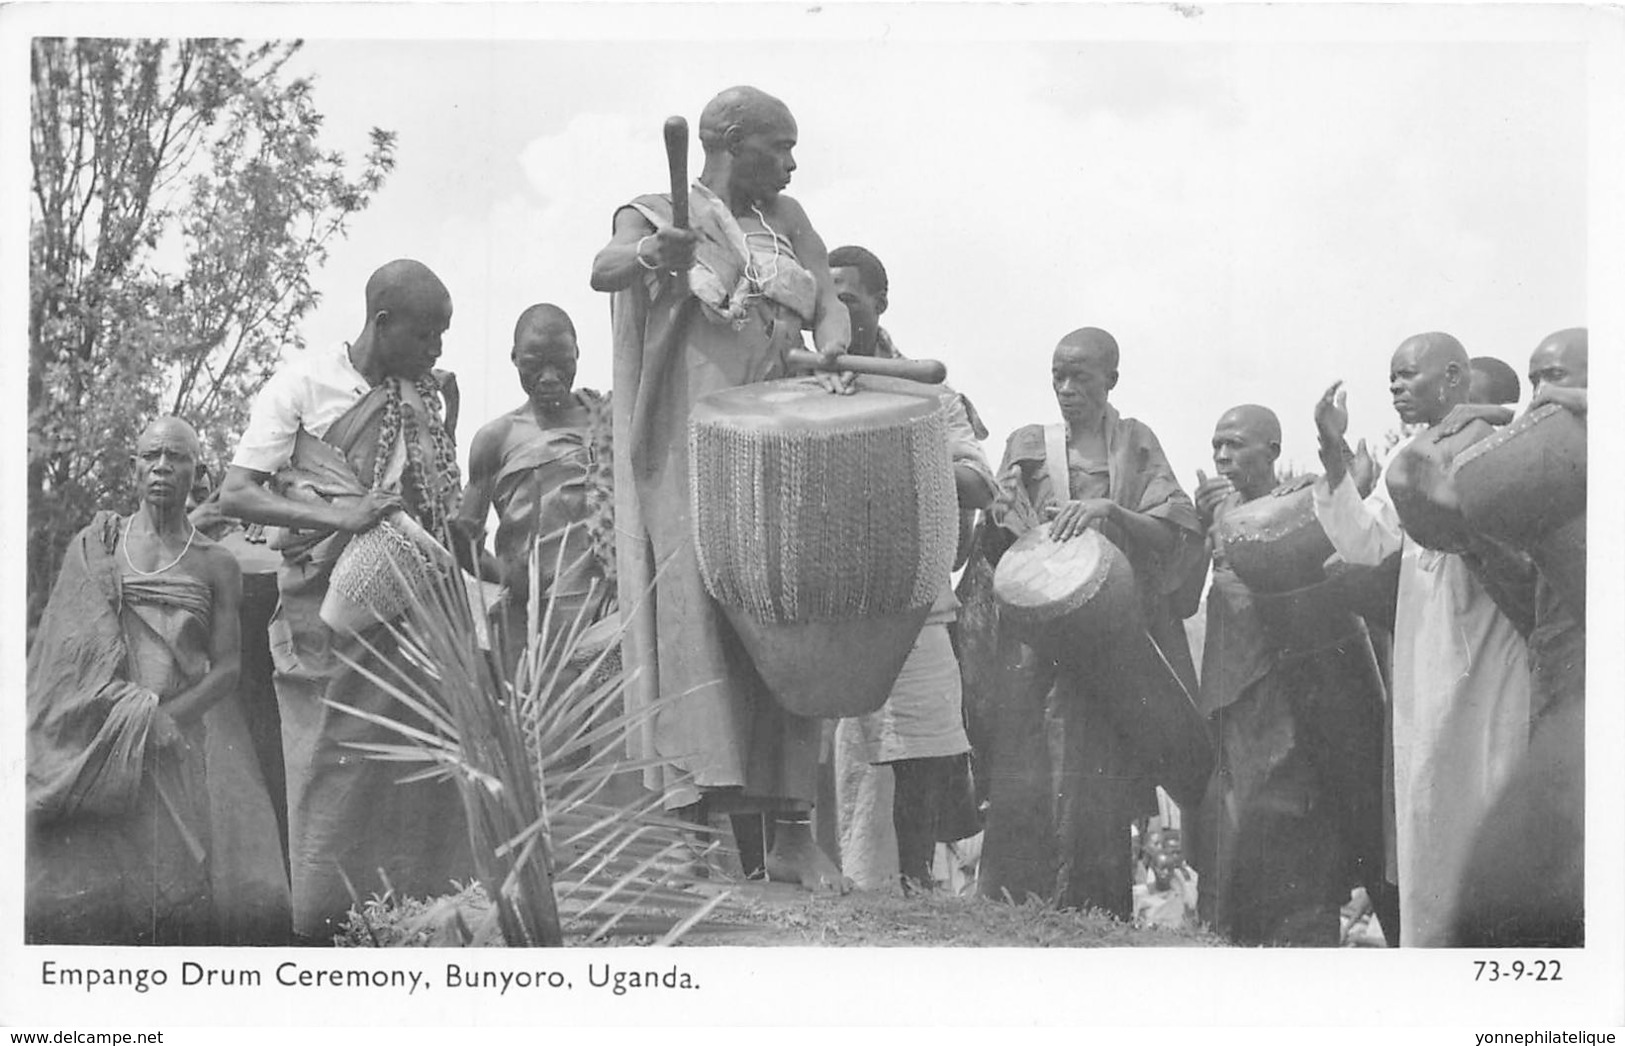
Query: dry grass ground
340 879 1224 949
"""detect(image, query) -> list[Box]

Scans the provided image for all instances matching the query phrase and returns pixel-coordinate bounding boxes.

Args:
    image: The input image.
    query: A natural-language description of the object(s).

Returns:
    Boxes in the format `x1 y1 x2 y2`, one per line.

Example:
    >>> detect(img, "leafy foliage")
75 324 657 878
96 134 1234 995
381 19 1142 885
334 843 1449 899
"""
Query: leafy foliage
28 38 395 626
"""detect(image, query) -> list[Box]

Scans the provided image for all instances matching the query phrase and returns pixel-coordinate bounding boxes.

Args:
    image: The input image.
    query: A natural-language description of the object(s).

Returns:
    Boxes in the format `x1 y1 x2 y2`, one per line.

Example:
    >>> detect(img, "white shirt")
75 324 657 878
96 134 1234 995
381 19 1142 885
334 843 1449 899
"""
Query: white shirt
232 343 371 474
1313 454 1529 946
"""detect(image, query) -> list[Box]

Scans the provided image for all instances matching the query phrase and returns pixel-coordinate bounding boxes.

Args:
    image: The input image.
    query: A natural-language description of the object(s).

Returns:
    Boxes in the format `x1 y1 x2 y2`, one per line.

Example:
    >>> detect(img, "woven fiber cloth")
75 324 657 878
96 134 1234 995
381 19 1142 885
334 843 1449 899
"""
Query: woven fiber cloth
690 386 957 624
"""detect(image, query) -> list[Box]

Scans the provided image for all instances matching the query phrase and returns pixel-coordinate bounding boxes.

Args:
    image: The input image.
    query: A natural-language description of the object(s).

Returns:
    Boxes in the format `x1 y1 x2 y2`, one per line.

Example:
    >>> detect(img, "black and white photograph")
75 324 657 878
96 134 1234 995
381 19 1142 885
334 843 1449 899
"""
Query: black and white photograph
3 0 1623 1036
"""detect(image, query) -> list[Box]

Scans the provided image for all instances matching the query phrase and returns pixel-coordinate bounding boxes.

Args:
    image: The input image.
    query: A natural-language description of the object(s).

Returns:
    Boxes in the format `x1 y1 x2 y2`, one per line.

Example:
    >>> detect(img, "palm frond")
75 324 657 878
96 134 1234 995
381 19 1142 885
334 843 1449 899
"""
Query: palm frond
330 545 733 947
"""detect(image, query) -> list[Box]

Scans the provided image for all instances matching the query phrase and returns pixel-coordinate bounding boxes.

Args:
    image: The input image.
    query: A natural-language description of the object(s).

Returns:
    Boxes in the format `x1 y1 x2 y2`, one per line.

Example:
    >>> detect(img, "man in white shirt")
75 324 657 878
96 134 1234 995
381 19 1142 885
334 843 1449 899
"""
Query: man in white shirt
219 258 472 941
1311 331 1530 946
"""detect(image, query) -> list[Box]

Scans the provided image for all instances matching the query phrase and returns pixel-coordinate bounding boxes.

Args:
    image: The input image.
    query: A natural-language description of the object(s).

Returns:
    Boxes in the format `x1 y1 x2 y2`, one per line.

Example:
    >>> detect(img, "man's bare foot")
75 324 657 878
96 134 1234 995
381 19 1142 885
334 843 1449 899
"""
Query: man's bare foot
764 819 852 894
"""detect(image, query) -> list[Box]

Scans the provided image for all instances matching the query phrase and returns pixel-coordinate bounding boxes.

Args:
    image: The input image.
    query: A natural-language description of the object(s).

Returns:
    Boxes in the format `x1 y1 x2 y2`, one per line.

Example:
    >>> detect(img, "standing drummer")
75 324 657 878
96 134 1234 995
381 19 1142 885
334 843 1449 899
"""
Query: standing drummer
1452 327 1586 947
589 86 852 890
978 327 1206 917
1186 405 1387 945
1310 332 1531 946
825 244 995 893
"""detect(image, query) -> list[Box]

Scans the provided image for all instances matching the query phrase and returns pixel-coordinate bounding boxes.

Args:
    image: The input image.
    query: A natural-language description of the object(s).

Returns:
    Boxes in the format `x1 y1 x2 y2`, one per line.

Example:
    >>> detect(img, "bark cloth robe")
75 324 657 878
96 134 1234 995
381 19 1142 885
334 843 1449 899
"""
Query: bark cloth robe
1189 486 1387 946
1314 440 1531 947
978 409 1206 918
27 512 290 944
610 181 822 812
265 374 472 938
487 388 612 643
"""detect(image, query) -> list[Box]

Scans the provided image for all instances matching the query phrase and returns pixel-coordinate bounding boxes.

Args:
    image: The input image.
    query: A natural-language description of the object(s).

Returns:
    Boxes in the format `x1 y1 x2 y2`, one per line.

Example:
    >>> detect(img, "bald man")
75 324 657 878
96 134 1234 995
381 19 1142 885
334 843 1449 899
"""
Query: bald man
1451 326 1587 947
1312 332 1531 946
29 417 289 943
453 304 610 655
979 328 1209 917
1187 406 1386 946
590 86 851 889
219 259 473 940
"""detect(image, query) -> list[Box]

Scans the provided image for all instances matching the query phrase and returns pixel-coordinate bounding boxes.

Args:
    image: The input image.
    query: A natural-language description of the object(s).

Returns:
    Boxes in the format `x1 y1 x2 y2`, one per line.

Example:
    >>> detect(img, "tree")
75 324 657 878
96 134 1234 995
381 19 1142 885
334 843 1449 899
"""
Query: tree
29 38 395 627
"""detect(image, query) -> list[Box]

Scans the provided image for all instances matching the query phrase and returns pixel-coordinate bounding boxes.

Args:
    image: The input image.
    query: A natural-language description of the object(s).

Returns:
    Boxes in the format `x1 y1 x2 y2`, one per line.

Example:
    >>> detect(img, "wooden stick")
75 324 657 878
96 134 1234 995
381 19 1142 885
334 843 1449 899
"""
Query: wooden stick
785 349 947 385
664 117 689 229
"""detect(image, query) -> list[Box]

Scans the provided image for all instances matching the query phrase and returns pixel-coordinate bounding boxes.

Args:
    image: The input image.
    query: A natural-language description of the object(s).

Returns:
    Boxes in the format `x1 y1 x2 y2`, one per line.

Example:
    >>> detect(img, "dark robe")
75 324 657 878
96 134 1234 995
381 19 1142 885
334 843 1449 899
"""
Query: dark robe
978 409 1207 918
1189 487 1387 946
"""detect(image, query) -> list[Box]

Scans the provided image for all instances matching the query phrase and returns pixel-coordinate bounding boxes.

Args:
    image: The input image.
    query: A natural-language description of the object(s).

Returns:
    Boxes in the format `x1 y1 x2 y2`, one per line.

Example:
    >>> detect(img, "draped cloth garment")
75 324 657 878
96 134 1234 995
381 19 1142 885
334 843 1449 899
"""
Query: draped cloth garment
27 513 290 944
267 378 472 938
1314 448 1530 947
979 410 1205 917
1189 488 1387 946
490 390 607 603
610 184 824 812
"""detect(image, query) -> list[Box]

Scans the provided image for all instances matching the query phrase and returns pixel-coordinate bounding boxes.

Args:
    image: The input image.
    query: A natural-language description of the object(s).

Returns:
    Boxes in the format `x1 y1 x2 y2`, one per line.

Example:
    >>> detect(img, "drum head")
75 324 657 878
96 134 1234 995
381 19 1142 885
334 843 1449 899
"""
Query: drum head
993 526 1109 621
692 374 943 432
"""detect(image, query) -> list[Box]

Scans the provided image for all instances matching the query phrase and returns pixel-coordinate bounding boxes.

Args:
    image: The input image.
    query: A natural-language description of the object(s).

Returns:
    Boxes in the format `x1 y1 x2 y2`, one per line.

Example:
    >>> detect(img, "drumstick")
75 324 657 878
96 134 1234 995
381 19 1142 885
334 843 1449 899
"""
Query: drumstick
785 349 946 385
664 116 689 229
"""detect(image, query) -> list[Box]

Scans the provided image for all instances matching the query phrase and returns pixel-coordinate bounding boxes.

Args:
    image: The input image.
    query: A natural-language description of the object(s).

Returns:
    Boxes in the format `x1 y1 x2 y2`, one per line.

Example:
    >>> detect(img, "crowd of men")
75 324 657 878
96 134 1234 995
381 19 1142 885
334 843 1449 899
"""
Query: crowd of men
25 84 1586 949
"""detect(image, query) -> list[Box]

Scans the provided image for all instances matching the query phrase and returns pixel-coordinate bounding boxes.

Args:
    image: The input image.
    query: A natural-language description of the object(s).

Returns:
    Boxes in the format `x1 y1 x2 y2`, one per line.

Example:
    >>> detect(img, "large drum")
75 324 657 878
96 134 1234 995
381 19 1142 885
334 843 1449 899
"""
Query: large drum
992 527 1138 670
992 526 1212 809
1217 484 1336 593
690 375 958 718
1452 403 1587 621
1386 419 1496 552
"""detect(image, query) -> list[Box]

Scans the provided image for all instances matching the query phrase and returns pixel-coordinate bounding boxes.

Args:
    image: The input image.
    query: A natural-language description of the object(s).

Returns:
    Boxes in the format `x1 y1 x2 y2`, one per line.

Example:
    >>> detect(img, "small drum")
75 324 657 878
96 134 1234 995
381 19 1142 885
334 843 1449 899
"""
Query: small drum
690 375 958 718
1217 485 1336 593
321 511 457 634
1386 419 1497 552
1453 403 1587 620
992 527 1139 669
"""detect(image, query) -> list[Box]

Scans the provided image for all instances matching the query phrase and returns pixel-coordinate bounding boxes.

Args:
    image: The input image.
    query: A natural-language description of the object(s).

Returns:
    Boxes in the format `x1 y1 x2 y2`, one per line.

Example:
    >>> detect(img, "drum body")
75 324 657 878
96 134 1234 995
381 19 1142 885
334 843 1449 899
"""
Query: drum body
992 527 1139 671
993 526 1212 809
1218 485 1336 593
1386 419 1495 552
690 375 958 718
321 511 452 634
1453 404 1587 620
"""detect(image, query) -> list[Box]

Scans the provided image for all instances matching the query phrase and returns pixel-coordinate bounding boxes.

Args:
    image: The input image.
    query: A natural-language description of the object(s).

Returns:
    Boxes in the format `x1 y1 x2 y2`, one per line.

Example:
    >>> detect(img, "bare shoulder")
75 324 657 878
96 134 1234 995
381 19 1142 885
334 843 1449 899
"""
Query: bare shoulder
194 538 244 587
769 193 814 235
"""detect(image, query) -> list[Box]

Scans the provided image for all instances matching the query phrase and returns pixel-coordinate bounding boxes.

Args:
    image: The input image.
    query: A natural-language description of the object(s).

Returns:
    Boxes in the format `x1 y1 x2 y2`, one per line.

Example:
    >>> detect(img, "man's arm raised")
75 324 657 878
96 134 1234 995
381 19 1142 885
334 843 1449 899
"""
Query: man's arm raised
590 207 697 293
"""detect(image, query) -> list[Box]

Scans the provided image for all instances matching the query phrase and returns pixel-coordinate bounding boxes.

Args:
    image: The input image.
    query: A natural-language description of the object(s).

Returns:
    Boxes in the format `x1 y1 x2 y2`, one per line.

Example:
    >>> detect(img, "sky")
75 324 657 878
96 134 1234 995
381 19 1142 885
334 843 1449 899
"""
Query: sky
266 12 1593 492
3 1 1625 1032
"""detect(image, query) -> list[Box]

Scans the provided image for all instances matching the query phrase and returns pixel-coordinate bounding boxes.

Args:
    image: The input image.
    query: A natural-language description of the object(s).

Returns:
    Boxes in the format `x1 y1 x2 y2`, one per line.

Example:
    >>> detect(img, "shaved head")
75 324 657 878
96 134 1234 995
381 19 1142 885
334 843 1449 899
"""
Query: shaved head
1055 327 1120 372
364 258 450 319
1395 331 1469 373
138 415 202 456
1212 404 1280 500
698 85 794 154
1529 327 1588 390
1391 331 1470 424
513 303 577 346
1217 404 1281 447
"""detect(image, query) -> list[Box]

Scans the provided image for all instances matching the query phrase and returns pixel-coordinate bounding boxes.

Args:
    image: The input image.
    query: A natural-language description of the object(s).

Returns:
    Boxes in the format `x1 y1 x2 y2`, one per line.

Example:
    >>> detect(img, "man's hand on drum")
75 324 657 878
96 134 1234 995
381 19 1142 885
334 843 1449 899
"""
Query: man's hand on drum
1193 469 1234 530
335 490 403 534
1529 383 1587 417
1045 498 1115 542
1436 402 1513 436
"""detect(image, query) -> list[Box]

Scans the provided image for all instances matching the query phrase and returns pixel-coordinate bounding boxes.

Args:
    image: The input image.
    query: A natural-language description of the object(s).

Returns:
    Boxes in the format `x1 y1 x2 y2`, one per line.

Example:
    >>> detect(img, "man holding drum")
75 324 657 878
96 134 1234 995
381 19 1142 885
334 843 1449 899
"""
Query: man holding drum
1311 331 1531 946
1452 327 1586 947
979 327 1207 918
218 258 474 941
1187 405 1386 946
590 86 853 890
